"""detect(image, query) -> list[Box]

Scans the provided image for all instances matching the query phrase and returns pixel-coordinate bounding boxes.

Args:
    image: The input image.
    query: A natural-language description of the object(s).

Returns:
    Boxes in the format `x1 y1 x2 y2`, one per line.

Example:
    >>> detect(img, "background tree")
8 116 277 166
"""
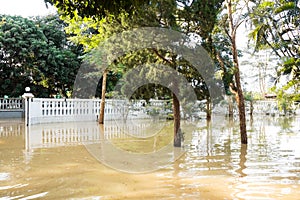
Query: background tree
0 15 45 97
44 0 150 18
212 0 249 144
212 29 236 117
35 15 83 97
178 0 225 119
0 14 83 97
249 0 300 105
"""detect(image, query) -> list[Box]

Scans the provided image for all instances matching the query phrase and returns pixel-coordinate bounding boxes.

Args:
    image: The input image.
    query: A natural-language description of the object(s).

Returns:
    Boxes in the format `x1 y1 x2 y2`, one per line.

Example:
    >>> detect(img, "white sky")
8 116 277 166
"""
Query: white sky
0 0 57 17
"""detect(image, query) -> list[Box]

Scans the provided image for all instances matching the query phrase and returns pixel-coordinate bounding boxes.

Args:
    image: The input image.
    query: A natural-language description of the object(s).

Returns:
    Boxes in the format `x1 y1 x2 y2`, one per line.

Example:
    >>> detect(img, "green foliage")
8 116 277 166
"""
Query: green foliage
271 78 300 113
244 92 253 102
211 5 240 96
249 0 299 89
45 0 149 18
49 0 225 104
249 0 299 105
0 15 43 96
275 1 297 14
0 14 83 97
178 0 224 51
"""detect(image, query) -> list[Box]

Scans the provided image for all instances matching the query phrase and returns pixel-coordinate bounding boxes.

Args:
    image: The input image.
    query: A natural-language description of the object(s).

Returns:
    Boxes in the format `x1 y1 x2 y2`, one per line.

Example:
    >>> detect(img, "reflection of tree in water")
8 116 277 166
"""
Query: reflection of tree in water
205 117 242 175
223 117 248 177
248 116 298 167
253 117 279 164
222 117 234 171
235 144 247 177
276 117 295 134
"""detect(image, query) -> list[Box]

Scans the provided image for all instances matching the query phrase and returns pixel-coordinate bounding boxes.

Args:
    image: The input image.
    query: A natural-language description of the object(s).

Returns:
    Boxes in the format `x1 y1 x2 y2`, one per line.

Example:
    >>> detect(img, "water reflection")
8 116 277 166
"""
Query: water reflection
0 116 300 199
236 144 247 177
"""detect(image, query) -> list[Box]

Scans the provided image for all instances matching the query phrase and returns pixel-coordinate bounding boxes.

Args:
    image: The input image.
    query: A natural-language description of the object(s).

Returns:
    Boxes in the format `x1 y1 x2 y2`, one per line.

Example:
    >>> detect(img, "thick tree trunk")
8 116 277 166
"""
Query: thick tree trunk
227 0 247 144
98 70 108 124
173 93 181 147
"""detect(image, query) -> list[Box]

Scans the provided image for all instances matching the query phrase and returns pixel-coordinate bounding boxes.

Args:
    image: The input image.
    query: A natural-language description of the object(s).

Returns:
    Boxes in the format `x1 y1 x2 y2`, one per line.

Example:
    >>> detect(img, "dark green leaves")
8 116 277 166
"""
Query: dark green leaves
0 14 83 97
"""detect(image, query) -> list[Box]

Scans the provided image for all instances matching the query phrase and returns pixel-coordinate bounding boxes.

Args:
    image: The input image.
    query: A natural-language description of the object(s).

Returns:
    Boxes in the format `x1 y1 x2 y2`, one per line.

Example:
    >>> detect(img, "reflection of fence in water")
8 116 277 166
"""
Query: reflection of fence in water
103 120 159 139
0 122 24 137
42 126 101 146
27 120 160 149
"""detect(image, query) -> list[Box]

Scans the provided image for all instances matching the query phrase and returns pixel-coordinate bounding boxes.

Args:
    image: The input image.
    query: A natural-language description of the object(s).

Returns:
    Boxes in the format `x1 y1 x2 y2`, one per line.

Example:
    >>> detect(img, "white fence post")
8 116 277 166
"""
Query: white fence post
22 90 34 126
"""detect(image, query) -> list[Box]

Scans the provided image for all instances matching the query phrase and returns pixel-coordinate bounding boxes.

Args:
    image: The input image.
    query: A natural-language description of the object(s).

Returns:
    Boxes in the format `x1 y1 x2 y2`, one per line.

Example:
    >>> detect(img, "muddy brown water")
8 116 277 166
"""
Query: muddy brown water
0 116 300 199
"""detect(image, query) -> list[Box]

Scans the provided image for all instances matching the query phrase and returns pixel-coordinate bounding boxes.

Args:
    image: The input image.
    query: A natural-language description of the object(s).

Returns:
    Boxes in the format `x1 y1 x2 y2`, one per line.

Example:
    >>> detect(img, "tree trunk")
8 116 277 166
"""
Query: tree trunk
232 36 247 144
98 70 108 124
226 0 247 144
206 97 211 120
234 75 247 144
173 93 181 147
227 95 234 118
250 100 253 117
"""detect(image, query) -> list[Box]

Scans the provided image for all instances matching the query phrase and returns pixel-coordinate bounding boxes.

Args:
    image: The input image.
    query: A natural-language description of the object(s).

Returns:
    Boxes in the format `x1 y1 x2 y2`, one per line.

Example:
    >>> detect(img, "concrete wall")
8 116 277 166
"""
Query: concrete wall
0 110 24 118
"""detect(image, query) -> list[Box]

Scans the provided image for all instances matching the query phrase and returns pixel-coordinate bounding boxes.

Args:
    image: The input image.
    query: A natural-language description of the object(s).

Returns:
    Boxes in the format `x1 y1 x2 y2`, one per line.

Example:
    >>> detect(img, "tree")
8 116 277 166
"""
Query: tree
249 0 300 105
50 0 226 147
0 14 83 97
212 18 236 117
0 15 45 97
61 1 178 125
178 0 225 119
34 15 83 97
45 0 150 18
55 1 182 144
214 0 249 144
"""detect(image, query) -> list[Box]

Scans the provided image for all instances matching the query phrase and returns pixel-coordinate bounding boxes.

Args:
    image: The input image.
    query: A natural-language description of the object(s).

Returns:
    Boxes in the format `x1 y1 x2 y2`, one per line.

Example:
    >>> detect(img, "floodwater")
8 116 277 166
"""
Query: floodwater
0 116 300 199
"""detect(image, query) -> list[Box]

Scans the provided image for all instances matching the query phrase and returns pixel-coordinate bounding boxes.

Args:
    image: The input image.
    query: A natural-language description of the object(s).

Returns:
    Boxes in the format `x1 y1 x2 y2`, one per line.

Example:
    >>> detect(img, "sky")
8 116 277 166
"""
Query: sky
0 0 57 17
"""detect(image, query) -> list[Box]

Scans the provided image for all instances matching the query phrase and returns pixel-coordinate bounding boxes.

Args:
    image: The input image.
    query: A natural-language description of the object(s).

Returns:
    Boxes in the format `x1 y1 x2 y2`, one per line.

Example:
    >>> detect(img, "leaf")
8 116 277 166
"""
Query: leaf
275 2 297 14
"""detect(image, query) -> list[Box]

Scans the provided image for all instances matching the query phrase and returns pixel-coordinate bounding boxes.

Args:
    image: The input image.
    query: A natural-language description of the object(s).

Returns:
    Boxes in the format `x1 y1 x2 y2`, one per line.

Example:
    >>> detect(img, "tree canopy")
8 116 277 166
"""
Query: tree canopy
45 0 168 19
0 15 83 97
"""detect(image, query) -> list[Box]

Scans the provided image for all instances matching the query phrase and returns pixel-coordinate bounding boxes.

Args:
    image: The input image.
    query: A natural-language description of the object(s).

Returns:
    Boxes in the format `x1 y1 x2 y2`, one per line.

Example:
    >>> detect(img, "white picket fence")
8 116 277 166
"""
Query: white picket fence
26 98 139 125
24 97 205 125
13 94 300 125
0 98 24 110
253 100 300 115
252 100 278 115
